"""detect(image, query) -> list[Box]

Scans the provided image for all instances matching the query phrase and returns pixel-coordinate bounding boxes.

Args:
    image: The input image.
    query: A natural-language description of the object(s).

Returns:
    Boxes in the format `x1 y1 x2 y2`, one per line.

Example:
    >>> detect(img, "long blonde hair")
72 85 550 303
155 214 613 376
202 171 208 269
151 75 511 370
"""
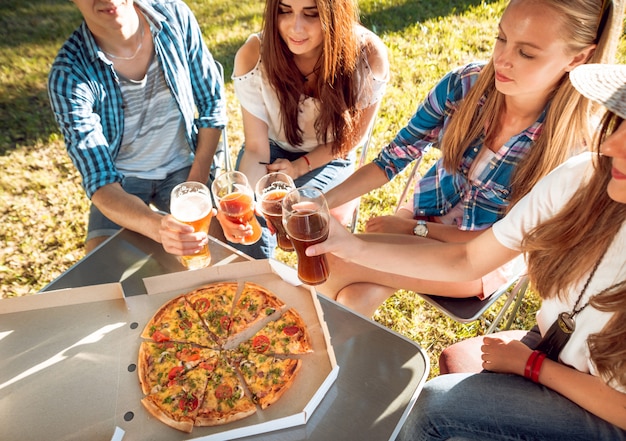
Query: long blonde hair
523 111 626 387
261 0 363 157
440 0 622 207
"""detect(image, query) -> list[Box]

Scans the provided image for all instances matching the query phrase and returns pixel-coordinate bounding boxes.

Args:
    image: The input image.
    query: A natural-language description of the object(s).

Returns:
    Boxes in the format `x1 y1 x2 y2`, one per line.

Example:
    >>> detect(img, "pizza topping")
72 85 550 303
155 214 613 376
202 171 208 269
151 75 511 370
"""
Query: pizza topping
139 282 309 432
179 393 199 413
252 335 270 353
282 326 300 336
193 298 210 314
168 366 185 382
220 316 232 332
151 330 170 342
215 384 232 399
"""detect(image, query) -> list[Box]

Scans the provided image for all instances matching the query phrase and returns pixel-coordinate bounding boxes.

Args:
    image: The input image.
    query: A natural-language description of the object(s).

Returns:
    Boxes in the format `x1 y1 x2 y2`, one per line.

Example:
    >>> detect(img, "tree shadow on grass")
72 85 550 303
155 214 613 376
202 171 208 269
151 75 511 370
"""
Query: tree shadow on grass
0 0 500 156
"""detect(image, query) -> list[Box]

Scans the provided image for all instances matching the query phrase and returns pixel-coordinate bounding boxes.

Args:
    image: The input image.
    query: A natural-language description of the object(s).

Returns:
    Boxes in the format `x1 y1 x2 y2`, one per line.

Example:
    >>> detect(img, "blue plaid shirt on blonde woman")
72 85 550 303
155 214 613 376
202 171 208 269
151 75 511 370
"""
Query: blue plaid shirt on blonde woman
373 62 545 231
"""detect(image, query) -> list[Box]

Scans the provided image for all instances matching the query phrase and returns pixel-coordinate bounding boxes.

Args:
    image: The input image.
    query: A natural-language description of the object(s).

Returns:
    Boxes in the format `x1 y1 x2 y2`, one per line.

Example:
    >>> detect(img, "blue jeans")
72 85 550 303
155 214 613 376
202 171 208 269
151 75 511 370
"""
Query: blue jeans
87 166 194 241
397 372 626 441
229 141 355 259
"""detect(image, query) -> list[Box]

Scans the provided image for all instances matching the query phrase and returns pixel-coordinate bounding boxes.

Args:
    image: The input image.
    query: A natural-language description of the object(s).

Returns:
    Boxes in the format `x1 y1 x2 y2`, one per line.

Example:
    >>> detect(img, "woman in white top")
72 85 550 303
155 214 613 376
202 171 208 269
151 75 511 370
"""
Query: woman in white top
217 0 389 259
307 63 626 439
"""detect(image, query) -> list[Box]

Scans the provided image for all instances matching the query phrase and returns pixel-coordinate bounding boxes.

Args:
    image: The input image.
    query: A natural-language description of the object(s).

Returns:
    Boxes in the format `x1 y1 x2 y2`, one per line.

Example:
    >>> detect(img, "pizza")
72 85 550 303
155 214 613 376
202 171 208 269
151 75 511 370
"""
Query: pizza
138 281 313 433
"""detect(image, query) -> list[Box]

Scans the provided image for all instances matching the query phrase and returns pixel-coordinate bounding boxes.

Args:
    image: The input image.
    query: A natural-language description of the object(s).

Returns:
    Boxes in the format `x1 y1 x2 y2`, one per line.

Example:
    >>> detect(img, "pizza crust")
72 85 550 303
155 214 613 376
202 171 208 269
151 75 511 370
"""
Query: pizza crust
138 281 312 433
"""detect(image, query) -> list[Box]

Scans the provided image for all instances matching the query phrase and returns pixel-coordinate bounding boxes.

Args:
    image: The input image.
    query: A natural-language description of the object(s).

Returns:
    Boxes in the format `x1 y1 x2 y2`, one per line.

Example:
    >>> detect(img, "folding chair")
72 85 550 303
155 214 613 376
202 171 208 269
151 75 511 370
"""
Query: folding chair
395 156 528 333
332 119 376 233
212 60 233 177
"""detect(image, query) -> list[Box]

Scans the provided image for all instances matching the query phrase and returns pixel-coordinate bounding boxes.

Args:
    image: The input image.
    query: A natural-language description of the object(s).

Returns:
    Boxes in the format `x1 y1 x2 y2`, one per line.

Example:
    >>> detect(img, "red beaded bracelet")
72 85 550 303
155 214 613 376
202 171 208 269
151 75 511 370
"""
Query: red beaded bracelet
524 350 540 380
531 351 547 383
302 155 313 172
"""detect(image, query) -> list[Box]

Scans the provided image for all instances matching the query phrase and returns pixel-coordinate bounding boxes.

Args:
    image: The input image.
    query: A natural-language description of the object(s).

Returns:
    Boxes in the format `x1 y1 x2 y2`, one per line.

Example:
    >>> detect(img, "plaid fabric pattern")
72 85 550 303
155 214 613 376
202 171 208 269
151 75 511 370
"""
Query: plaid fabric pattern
48 0 226 198
373 62 545 230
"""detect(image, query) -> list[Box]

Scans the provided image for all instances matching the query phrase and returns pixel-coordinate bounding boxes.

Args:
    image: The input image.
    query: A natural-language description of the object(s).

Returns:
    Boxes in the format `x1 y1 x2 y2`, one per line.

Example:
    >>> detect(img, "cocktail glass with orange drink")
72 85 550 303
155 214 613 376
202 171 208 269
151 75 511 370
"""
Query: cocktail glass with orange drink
211 171 262 245
170 181 214 270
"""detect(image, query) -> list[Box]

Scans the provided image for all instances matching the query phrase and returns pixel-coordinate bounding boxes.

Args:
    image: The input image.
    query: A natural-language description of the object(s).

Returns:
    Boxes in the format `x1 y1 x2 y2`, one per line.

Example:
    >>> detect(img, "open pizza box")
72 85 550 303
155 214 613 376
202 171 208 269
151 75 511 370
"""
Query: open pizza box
0 259 338 441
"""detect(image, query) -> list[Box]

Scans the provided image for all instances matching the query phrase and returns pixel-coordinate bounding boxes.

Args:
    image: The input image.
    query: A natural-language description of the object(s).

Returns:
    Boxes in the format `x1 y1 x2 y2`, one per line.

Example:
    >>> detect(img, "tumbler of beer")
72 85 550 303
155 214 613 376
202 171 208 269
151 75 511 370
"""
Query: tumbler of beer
211 171 262 245
282 186 330 285
170 181 214 270
255 172 295 252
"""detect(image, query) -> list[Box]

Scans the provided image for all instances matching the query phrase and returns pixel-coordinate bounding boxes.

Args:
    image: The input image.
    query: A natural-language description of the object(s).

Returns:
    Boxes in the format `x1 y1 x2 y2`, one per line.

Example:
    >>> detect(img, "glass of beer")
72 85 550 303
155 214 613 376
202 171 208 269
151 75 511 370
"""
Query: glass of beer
282 186 330 285
170 181 214 270
255 172 295 252
211 171 262 245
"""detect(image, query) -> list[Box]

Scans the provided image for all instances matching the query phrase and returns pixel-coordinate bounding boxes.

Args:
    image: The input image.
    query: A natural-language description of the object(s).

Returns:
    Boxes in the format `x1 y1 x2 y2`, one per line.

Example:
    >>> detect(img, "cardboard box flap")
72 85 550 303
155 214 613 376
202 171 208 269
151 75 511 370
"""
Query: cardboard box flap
0 283 124 314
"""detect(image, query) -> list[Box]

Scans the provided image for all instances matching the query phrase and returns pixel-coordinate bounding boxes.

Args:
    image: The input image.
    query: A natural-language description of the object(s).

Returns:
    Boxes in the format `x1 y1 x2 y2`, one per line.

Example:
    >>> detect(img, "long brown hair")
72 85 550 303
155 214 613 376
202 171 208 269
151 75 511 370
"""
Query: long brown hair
260 0 364 157
523 111 626 387
440 0 622 207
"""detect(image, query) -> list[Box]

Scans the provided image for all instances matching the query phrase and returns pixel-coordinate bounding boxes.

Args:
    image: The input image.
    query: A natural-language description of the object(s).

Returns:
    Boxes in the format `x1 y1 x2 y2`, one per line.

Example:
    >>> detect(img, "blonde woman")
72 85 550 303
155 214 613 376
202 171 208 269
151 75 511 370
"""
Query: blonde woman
319 0 623 316
307 62 626 439
217 0 389 259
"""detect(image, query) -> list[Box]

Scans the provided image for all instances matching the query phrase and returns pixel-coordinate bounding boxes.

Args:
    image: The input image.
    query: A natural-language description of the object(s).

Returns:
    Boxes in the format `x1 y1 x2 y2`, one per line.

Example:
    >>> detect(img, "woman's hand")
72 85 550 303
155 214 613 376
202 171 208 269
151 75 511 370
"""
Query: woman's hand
365 214 416 234
305 215 363 261
215 210 256 243
481 336 533 376
266 158 298 180
159 212 212 256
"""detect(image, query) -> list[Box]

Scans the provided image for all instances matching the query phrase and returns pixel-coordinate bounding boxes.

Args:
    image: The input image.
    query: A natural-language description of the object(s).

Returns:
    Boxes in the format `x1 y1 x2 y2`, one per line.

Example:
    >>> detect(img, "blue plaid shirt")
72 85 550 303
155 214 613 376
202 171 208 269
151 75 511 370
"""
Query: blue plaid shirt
374 62 545 230
48 0 226 198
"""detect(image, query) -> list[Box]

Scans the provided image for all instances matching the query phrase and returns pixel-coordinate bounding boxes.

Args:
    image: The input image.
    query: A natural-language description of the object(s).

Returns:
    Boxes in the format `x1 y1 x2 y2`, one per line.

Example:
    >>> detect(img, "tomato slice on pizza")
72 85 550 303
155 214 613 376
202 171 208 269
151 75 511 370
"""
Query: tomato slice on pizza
185 282 239 344
141 295 215 347
141 365 210 433
236 308 313 356
195 356 257 426
235 352 301 409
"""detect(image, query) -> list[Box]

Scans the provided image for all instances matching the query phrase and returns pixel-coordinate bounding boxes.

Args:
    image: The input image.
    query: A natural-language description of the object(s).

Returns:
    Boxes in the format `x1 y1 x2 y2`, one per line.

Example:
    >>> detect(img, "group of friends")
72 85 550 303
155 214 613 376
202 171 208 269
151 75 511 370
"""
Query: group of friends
48 0 626 439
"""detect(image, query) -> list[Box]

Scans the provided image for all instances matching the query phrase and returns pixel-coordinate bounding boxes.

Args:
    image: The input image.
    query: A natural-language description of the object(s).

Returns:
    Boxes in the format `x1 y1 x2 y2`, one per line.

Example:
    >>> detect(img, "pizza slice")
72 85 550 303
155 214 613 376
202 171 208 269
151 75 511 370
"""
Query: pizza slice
141 364 210 433
138 341 220 395
227 282 285 340
195 355 257 426
185 282 239 344
236 309 313 356
235 352 301 409
141 294 215 347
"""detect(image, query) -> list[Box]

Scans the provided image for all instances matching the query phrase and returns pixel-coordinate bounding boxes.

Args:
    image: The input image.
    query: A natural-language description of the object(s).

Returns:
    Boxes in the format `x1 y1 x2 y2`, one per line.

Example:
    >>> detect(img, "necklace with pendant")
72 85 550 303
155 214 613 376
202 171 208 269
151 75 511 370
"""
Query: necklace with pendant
536 250 625 361
103 22 145 61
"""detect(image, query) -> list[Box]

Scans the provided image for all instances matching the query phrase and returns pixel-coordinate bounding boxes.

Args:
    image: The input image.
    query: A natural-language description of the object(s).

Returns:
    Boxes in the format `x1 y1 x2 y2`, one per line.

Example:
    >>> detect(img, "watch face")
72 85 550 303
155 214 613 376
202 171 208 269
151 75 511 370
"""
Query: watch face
413 223 428 237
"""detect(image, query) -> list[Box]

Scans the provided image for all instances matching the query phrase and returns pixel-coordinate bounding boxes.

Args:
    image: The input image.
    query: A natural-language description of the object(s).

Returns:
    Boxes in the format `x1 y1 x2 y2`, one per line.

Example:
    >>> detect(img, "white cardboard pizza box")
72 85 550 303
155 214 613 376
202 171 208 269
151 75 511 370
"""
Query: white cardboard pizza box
117 259 338 441
0 260 338 441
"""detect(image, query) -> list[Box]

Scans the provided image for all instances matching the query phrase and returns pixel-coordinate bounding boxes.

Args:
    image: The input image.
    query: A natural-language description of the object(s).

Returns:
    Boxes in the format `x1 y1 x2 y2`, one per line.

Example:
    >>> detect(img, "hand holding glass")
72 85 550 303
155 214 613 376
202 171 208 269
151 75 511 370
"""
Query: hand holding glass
170 181 214 270
255 172 295 252
211 171 262 245
282 186 330 285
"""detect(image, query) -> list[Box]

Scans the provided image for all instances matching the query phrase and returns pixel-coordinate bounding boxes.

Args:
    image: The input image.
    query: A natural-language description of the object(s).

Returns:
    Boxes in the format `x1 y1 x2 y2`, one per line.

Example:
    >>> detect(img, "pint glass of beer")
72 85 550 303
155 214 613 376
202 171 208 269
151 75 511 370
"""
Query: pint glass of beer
282 186 330 285
255 172 295 252
170 181 214 270
211 171 262 245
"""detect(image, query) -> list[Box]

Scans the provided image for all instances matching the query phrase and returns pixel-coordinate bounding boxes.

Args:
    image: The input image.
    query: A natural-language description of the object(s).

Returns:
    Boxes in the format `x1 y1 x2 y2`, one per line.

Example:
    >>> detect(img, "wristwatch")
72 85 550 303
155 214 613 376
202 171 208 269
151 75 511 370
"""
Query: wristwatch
413 220 429 237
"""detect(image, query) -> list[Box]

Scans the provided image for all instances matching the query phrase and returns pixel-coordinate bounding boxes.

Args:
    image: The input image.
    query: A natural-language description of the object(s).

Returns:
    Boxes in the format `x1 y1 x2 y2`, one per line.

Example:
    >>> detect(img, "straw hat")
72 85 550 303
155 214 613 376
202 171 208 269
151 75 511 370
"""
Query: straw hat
570 64 626 120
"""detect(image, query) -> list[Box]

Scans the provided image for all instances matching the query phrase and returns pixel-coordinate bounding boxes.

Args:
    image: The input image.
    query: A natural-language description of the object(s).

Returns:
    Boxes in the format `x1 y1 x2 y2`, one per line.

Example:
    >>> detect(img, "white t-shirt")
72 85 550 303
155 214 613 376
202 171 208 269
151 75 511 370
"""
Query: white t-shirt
232 29 388 152
493 152 626 391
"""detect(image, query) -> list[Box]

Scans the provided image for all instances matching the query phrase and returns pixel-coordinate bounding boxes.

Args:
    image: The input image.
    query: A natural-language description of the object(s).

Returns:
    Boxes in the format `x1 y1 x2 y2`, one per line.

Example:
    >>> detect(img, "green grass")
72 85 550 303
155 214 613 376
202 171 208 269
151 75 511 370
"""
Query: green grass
1 0 622 376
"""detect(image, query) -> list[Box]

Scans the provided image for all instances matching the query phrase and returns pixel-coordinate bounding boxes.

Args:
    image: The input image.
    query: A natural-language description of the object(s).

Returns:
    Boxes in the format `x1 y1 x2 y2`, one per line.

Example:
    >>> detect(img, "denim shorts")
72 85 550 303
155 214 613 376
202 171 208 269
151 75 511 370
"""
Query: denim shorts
87 166 194 241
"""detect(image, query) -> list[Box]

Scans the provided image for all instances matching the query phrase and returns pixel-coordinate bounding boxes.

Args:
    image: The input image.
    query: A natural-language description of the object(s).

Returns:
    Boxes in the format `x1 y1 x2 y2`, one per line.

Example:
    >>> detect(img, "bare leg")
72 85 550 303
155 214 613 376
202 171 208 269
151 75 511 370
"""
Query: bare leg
316 233 483 316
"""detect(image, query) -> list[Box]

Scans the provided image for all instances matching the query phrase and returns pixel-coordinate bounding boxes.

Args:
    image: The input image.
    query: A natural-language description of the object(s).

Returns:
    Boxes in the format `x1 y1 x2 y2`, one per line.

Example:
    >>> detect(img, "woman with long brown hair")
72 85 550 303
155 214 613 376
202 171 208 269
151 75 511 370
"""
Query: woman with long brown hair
318 0 623 316
307 62 626 439
218 0 389 259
